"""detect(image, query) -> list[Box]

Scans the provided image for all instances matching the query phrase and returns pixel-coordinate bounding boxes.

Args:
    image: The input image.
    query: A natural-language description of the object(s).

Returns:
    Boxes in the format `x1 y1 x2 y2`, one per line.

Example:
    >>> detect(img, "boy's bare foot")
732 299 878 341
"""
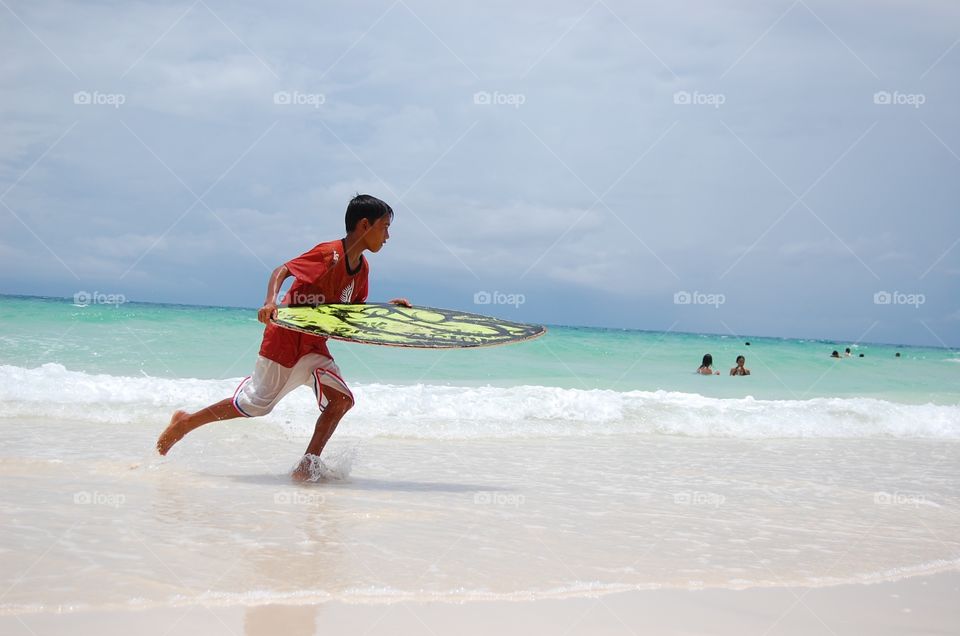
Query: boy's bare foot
292 454 329 482
291 455 315 482
157 410 190 455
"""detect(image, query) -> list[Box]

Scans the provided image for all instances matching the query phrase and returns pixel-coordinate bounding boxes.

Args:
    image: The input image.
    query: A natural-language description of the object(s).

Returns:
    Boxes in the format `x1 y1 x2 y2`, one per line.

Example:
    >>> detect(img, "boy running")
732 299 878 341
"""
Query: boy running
156 194 408 481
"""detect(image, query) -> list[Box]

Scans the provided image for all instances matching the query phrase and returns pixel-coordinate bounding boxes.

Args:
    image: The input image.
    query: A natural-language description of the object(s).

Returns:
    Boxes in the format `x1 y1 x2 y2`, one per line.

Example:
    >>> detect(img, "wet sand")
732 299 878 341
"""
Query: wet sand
4 571 958 635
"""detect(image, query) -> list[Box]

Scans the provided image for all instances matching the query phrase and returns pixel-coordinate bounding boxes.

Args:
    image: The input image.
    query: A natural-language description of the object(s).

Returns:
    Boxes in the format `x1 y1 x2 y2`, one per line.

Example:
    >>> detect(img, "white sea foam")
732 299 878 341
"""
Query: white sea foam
1 363 958 440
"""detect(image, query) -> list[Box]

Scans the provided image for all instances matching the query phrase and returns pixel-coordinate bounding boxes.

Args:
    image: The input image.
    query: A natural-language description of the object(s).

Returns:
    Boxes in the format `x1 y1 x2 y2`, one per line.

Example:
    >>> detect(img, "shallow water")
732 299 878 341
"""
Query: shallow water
2 423 958 613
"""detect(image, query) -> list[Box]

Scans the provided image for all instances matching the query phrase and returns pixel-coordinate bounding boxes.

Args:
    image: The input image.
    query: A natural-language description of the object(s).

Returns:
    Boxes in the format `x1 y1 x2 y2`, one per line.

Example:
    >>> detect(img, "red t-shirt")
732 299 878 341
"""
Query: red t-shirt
259 239 369 367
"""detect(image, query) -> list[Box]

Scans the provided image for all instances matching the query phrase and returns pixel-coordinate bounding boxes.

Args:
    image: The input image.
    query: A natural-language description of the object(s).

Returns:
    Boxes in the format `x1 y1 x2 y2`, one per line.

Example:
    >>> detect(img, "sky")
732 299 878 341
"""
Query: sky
1 0 958 347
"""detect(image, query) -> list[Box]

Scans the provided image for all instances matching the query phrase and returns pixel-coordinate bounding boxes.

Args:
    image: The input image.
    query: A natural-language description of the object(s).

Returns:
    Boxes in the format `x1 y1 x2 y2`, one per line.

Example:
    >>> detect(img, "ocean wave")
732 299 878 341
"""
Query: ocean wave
1 363 958 440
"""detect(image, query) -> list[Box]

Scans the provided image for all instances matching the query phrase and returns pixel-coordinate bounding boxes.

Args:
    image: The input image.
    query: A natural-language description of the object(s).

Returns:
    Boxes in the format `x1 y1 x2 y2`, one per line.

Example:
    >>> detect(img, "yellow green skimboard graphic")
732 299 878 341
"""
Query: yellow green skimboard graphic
272 304 546 348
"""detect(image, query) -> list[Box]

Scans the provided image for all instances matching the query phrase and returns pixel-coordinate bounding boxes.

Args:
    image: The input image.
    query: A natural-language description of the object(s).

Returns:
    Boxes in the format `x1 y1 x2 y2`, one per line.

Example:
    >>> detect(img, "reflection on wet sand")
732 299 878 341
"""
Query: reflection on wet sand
245 604 318 636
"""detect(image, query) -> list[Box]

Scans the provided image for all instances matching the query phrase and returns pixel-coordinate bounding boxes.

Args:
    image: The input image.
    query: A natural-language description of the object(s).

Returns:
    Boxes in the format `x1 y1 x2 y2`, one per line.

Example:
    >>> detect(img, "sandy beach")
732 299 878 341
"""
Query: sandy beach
5 571 958 635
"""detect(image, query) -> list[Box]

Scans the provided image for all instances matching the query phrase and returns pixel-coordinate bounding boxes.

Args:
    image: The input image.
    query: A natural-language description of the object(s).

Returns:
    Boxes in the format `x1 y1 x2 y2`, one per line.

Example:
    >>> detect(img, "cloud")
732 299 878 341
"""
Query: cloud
1 0 958 346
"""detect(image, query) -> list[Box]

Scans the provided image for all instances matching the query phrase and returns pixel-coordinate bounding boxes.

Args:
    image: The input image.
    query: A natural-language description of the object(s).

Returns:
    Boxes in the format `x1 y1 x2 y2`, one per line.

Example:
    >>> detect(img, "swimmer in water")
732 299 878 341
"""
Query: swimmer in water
730 355 751 376
697 353 720 375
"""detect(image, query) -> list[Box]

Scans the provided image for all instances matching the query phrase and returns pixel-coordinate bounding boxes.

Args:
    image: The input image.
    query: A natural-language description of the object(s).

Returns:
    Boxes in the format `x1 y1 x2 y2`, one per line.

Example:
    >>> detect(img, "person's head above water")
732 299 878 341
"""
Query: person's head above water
700 353 714 368
831 350 841 358
736 355 745 365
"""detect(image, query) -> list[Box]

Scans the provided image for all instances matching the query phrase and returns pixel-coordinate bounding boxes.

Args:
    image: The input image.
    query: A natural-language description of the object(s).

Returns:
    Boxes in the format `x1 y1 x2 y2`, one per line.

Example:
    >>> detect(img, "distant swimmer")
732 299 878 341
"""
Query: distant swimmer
730 355 751 376
697 353 720 375
831 350 841 358
896 352 901 358
844 348 852 357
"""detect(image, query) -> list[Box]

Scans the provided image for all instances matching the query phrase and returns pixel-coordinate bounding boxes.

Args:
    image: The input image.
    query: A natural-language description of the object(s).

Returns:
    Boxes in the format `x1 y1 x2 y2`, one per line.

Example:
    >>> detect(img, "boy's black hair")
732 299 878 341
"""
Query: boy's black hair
345 194 393 232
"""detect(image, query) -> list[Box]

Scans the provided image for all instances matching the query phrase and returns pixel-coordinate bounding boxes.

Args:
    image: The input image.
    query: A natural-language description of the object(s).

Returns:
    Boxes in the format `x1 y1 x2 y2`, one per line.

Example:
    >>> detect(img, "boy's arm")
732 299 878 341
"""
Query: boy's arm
389 297 412 307
257 264 291 324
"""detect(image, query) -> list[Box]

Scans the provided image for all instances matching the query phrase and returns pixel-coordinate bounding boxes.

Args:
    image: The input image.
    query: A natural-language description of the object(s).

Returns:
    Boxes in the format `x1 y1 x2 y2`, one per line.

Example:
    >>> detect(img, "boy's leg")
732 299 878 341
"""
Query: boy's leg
157 398 241 455
292 391 354 482
292 363 355 481
307 390 353 452
157 355 301 456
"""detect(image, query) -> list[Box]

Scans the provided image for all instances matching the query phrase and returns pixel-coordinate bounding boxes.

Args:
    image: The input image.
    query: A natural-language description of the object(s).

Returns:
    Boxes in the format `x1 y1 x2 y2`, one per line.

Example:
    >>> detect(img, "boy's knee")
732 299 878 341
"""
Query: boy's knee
326 392 354 413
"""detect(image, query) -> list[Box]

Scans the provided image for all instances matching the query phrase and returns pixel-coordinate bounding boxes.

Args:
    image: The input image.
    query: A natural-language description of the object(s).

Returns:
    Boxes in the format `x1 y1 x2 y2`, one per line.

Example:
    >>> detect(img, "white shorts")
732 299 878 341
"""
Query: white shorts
232 354 353 418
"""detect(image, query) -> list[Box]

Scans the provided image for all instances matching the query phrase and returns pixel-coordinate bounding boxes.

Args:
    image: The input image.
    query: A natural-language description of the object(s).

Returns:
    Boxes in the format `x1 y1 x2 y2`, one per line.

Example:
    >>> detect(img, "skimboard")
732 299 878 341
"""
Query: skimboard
272 303 545 349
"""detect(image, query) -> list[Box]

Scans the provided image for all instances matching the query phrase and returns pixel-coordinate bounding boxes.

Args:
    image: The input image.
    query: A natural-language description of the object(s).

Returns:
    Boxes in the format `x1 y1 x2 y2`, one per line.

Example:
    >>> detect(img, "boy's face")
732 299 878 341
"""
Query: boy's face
362 215 391 253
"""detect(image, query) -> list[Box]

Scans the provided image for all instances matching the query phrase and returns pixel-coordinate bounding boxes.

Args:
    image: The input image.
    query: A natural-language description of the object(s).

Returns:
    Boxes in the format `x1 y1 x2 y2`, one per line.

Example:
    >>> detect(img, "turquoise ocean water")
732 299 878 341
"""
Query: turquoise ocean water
0 294 955 404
